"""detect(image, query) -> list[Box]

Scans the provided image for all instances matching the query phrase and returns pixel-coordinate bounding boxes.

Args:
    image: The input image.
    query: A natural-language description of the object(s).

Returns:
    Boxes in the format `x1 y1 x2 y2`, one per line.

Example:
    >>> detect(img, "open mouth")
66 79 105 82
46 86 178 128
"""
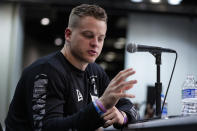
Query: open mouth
88 50 97 56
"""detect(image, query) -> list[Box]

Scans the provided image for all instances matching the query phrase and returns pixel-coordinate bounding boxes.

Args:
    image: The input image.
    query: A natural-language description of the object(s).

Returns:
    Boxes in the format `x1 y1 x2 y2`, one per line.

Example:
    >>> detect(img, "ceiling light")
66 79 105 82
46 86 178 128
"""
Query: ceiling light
150 0 161 4
104 52 116 62
131 0 143 3
168 0 182 5
114 38 126 49
54 37 63 46
99 62 108 70
41 18 50 26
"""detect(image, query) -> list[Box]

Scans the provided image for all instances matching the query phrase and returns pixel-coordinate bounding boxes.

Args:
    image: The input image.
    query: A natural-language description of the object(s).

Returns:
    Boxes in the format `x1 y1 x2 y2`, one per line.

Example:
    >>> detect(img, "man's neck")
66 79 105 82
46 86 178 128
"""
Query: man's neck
61 45 88 71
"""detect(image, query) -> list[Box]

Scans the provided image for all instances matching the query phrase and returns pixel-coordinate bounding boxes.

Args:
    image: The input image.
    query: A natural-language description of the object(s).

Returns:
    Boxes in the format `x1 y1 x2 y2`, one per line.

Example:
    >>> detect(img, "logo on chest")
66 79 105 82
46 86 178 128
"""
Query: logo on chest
89 75 98 101
76 89 83 102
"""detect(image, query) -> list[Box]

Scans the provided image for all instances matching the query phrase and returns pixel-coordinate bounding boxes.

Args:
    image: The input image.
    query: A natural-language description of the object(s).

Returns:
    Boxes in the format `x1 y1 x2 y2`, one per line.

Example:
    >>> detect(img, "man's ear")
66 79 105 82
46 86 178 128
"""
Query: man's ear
65 28 72 43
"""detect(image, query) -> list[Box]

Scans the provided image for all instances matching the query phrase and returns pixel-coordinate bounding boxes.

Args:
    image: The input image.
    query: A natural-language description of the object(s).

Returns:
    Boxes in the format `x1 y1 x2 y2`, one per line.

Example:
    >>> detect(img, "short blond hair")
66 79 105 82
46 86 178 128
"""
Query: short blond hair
68 4 107 28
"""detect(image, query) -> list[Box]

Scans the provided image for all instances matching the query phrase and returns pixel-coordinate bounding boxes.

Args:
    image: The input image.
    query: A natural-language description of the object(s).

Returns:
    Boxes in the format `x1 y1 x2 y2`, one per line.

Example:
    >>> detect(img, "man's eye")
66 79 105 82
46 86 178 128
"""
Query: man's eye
98 37 104 42
85 35 93 38
82 33 93 38
98 36 105 42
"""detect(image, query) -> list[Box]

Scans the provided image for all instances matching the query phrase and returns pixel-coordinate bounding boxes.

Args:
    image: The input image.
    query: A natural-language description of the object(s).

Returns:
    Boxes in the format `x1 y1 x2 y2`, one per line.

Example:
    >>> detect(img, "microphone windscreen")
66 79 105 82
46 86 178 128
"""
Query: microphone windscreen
126 43 137 53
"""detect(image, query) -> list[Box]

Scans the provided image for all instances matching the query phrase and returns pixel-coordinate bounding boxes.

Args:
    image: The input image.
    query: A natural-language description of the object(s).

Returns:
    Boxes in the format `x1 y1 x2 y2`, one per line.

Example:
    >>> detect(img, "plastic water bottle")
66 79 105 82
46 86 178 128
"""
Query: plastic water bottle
161 94 168 118
181 75 197 116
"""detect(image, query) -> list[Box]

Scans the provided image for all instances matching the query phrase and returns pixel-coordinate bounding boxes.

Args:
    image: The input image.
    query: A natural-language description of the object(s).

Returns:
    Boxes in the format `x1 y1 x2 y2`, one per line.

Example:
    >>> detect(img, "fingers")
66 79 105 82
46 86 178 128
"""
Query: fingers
115 68 135 83
113 79 137 92
103 113 117 128
99 68 137 110
112 68 136 85
109 68 137 94
102 108 114 118
117 92 136 99
102 108 115 121
103 119 115 128
112 68 131 81
102 107 124 128
102 109 115 128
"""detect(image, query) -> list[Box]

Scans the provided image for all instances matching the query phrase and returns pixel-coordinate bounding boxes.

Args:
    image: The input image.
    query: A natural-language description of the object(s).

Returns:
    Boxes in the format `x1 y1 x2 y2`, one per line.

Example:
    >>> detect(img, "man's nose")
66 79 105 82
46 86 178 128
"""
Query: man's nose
90 37 99 47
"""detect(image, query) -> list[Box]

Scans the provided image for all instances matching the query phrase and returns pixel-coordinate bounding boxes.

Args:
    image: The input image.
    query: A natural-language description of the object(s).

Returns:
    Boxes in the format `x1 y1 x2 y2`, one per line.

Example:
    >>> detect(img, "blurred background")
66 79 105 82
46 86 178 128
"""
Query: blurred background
0 0 197 129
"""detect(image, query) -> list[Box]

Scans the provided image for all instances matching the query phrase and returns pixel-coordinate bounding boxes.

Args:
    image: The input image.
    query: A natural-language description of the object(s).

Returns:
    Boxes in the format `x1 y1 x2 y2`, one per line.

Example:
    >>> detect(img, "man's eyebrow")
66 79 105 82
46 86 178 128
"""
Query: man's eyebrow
82 30 93 34
100 34 106 37
82 30 106 37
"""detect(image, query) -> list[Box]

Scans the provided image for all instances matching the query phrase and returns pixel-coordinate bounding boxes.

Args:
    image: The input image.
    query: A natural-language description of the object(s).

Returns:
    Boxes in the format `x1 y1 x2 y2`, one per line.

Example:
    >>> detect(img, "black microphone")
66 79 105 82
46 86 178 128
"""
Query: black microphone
126 43 176 53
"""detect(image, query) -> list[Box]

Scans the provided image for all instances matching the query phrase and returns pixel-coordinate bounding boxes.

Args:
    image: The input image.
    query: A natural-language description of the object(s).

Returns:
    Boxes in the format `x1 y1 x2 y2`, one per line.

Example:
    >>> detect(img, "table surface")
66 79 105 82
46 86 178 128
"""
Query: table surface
105 115 197 131
127 115 197 129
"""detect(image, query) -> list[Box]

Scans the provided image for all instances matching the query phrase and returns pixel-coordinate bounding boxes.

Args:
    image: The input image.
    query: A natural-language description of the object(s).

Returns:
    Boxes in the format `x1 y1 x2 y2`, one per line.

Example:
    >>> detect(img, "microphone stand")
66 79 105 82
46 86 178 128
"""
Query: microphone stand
151 51 162 117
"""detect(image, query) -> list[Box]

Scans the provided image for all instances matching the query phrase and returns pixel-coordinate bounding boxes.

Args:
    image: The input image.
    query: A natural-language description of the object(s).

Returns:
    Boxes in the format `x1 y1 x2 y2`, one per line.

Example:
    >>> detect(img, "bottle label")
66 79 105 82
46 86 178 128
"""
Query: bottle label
182 89 197 99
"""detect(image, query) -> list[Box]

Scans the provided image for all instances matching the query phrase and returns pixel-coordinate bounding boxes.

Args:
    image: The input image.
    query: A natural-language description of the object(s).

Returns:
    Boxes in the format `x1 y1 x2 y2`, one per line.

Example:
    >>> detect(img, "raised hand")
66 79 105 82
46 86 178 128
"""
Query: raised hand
99 68 137 110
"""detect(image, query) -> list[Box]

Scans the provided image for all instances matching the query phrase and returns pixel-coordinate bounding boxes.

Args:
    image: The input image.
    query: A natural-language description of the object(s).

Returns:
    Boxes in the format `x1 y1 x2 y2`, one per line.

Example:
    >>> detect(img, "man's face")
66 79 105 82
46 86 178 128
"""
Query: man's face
65 16 107 64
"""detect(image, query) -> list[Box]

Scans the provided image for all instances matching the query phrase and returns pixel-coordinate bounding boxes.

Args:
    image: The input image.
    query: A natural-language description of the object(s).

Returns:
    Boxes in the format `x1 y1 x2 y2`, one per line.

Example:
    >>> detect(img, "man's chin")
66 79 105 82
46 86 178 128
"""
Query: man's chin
87 60 96 63
86 58 97 63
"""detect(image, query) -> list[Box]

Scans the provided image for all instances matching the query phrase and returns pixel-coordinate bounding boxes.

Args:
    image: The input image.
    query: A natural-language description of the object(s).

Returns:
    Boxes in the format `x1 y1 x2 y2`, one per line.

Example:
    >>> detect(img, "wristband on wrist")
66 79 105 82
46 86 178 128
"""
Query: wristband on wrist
120 111 128 125
95 99 107 113
93 101 104 116
123 115 128 124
